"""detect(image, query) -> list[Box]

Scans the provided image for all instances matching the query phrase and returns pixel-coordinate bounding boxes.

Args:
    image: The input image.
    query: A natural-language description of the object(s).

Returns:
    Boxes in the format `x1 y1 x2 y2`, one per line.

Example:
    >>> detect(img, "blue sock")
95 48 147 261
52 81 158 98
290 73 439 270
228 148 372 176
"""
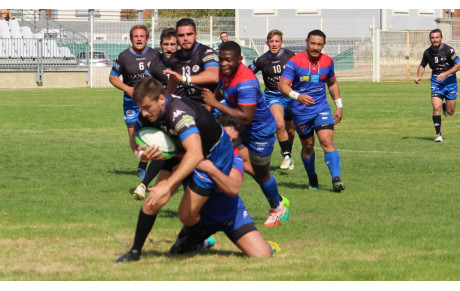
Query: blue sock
324 151 341 179
259 173 281 209
301 153 317 177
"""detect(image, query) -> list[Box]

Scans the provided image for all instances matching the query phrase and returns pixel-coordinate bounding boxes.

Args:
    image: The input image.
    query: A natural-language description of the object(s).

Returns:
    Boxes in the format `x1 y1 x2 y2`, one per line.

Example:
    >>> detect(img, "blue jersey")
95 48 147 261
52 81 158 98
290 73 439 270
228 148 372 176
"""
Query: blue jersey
219 63 276 144
200 148 244 222
281 51 335 116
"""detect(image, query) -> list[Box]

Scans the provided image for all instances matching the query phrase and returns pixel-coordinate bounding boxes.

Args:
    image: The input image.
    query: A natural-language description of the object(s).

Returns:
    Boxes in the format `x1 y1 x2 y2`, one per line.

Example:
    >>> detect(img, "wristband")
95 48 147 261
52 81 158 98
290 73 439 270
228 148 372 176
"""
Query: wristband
288 91 299 100
334 98 343 108
182 75 191 84
134 150 145 161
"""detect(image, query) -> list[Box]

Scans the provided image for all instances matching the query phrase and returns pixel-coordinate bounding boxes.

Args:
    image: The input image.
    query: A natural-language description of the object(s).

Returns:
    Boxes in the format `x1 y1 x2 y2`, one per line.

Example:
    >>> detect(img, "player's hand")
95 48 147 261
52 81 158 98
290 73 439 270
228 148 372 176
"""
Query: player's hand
143 144 165 161
334 108 343 125
297 94 315 107
145 180 173 212
201 88 218 107
163 69 183 83
125 86 134 97
436 73 447 82
414 77 421 84
195 158 214 173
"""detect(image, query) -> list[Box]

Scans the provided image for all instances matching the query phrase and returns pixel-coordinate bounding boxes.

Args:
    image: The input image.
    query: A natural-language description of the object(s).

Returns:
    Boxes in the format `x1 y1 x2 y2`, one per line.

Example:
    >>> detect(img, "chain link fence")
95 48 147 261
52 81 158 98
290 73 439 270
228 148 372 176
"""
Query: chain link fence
1 10 459 87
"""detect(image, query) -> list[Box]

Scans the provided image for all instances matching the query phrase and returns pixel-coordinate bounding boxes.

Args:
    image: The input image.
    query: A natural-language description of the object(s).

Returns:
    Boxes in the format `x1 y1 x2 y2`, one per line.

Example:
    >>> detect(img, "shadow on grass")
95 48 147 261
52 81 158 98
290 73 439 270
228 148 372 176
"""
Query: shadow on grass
401 136 434 141
112 169 137 176
142 248 243 259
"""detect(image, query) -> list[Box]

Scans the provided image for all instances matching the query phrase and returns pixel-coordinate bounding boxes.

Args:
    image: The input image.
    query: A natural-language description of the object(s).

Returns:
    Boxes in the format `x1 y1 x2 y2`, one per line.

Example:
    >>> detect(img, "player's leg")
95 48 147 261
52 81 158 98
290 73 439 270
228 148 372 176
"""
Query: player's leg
299 133 320 190
445 99 456 116
133 159 165 200
431 94 444 142
234 231 273 258
116 160 180 263
270 104 293 170
249 156 289 227
316 127 345 193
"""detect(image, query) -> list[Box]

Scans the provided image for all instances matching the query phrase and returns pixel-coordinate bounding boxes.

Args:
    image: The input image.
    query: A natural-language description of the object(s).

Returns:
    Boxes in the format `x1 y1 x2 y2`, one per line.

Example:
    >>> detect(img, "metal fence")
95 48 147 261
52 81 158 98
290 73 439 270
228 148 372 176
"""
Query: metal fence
1 10 459 87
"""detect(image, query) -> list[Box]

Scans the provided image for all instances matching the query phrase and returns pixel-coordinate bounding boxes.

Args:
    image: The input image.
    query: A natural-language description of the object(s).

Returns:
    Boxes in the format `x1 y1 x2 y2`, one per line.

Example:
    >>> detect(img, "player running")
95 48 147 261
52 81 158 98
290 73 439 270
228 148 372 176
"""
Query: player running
414 28 460 142
249 29 296 170
201 41 289 227
279 29 345 193
109 25 159 180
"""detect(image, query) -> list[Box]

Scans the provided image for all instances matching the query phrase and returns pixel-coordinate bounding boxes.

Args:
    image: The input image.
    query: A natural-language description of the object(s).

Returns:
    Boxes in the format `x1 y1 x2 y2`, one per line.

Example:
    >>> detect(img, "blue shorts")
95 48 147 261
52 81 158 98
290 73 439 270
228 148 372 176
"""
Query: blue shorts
264 91 292 111
123 96 140 125
431 75 458 100
293 108 335 138
201 197 256 243
241 132 276 157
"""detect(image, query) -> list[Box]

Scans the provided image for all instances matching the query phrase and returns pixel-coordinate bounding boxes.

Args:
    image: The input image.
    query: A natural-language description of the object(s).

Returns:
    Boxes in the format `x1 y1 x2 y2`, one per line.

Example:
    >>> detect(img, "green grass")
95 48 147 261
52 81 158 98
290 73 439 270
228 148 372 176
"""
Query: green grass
1 82 460 281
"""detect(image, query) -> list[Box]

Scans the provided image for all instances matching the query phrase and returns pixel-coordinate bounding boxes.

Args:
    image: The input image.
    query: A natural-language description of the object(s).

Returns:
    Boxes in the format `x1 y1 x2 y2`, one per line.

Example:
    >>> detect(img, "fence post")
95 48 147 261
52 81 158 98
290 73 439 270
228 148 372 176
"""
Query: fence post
210 16 213 48
89 9 94 88
373 28 380 82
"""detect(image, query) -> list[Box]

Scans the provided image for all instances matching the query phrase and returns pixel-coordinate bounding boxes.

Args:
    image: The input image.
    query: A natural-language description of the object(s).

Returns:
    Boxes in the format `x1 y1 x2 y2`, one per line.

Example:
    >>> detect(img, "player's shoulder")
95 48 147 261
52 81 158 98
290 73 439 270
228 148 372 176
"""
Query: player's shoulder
283 48 296 58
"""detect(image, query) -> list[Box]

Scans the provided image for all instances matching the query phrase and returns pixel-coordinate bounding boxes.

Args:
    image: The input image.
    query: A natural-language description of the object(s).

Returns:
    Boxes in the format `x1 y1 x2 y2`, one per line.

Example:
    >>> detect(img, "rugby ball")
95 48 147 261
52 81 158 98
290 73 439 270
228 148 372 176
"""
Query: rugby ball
135 127 176 159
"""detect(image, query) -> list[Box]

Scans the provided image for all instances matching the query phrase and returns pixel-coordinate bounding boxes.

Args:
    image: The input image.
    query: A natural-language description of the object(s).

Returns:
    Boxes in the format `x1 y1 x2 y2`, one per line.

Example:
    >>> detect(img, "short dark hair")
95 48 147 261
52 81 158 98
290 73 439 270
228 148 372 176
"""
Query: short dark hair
307 29 326 42
215 114 244 133
430 28 443 38
176 18 196 32
130 24 150 40
220 32 228 36
160 27 176 43
133 77 165 103
219 41 241 57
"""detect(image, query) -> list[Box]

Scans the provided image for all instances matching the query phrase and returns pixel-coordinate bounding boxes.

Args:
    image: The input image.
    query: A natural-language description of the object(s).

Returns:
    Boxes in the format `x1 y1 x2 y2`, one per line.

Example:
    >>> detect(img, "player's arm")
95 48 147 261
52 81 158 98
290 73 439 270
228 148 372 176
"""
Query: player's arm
195 159 243 197
414 65 425 84
278 77 315 107
201 88 256 125
144 133 203 209
326 77 343 125
437 60 460 82
109 74 134 97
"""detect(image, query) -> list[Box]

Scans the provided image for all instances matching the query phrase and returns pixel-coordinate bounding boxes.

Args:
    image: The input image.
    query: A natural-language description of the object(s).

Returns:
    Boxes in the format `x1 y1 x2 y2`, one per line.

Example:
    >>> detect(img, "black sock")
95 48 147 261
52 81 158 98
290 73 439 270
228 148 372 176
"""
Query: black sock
131 209 157 254
142 160 164 187
279 140 291 157
138 161 148 171
432 115 441 135
187 220 207 244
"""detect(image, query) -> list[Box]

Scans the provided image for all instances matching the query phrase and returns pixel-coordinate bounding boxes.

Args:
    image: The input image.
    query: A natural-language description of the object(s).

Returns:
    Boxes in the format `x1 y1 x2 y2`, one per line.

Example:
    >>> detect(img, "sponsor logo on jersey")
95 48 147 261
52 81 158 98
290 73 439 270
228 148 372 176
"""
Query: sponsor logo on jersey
192 65 200 73
176 115 196 131
203 55 218 63
172 109 186 122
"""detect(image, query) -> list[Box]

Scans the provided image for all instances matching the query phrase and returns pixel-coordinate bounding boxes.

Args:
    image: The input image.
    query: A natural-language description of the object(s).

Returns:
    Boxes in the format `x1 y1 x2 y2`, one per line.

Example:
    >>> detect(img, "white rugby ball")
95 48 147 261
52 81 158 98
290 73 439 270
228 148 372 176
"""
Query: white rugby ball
135 127 176 159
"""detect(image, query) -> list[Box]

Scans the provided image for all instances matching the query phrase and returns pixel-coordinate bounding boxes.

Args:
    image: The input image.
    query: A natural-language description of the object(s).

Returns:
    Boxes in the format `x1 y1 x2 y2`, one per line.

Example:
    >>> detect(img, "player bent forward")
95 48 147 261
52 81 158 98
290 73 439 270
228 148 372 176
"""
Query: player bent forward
116 77 234 263
170 115 279 257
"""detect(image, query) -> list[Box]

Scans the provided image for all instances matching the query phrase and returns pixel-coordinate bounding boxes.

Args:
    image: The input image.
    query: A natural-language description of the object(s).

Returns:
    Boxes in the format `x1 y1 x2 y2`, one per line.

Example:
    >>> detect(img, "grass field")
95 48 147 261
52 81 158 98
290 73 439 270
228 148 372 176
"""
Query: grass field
1 82 460 282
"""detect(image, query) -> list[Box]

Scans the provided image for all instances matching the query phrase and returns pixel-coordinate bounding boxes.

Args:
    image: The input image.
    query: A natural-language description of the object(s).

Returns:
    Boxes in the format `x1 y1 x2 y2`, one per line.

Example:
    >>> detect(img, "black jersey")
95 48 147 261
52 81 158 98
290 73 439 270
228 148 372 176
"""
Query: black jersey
111 47 160 91
169 43 219 102
146 53 172 88
249 48 295 93
420 43 459 76
136 94 223 156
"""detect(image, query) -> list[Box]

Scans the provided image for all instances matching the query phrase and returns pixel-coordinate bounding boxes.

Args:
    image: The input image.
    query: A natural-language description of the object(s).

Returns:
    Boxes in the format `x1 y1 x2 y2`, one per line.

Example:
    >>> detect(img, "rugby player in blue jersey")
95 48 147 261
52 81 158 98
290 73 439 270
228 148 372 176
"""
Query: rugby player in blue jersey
170 115 279 257
109 25 159 180
415 29 460 142
279 29 345 193
201 41 290 227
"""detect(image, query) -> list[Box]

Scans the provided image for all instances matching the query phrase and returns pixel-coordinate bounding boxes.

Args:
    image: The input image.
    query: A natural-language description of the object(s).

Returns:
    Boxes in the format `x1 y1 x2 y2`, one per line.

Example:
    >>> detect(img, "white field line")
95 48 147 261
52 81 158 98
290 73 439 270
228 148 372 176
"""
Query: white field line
0 129 43 134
